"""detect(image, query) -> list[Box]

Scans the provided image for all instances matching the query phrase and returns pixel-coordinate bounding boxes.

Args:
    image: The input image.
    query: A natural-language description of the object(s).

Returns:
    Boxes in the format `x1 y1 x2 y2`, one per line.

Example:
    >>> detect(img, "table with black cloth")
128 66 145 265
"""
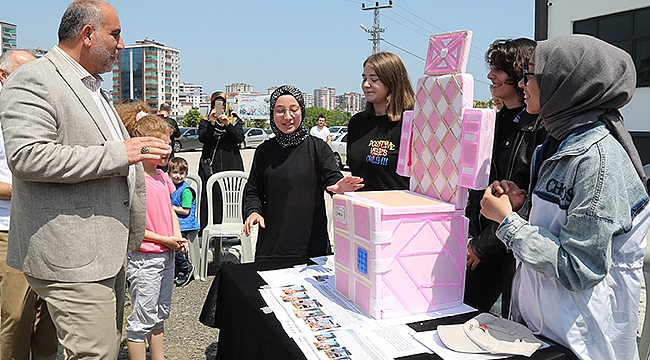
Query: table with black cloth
199 260 578 360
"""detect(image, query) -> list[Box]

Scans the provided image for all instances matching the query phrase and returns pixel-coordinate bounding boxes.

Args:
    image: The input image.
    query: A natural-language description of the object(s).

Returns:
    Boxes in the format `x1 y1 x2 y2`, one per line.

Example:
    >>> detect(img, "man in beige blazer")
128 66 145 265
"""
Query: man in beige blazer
0 1 171 358
0 49 58 360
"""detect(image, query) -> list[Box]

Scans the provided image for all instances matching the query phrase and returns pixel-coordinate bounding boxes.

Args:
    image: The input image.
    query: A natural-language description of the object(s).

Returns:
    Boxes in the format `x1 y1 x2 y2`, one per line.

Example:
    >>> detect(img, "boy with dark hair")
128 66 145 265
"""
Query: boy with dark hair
168 157 200 286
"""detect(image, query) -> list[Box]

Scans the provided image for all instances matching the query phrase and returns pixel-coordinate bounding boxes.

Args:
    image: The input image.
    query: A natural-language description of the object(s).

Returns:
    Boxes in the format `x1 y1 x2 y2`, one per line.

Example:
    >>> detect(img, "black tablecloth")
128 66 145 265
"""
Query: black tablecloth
200 260 577 360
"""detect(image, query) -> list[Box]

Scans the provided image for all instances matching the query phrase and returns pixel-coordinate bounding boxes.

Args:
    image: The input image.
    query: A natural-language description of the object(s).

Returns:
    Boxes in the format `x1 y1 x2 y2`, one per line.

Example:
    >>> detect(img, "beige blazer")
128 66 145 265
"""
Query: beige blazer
0 48 146 282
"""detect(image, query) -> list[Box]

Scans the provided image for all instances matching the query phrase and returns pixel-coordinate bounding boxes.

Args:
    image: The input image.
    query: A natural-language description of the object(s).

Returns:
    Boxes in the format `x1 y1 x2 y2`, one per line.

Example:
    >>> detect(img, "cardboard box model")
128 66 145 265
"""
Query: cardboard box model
333 191 467 319
334 30 494 319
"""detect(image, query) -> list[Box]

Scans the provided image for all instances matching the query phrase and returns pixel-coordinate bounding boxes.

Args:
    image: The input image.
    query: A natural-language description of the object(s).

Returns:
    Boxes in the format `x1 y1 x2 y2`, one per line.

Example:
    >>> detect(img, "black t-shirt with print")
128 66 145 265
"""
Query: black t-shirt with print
346 112 409 191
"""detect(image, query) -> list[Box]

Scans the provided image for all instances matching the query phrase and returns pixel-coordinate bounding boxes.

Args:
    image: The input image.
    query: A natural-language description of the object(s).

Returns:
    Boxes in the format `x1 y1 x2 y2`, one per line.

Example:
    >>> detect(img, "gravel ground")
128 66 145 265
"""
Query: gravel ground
55 249 246 360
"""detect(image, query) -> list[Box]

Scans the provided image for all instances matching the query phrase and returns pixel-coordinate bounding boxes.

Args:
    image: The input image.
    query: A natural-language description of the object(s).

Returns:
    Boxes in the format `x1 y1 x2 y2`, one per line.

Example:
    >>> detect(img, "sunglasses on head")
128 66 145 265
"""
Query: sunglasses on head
522 69 535 85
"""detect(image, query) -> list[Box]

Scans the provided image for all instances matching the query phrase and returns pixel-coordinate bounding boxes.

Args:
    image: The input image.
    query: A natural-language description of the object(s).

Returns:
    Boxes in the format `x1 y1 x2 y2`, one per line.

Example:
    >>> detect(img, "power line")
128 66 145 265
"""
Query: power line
383 14 430 38
394 3 447 33
387 9 439 38
381 39 425 61
384 11 485 63
381 38 490 87
393 3 487 55
383 5 484 63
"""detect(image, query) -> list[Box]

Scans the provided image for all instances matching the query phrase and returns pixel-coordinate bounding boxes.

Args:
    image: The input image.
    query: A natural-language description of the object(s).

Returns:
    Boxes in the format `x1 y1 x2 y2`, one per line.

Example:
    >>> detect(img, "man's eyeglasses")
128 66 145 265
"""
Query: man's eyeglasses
522 69 535 85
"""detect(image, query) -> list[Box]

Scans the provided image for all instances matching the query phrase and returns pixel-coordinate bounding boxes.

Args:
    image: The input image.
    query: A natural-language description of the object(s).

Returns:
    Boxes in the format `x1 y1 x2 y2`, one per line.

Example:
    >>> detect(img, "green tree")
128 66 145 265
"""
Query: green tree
181 109 203 127
304 107 352 129
252 118 267 129
473 100 495 109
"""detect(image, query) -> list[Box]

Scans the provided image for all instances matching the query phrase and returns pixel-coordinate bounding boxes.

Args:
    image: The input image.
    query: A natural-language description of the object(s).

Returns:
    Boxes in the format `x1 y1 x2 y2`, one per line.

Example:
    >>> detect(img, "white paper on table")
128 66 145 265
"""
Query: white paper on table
259 282 375 338
309 255 334 269
294 325 430 360
413 329 549 360
258 263 333 288
374 303 477 328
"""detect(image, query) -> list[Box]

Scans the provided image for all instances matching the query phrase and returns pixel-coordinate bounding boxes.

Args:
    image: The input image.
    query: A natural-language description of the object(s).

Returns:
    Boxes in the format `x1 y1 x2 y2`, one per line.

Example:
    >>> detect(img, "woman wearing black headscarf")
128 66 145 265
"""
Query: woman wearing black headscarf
481 35 650 359
198 91 245 228
242 85 363 262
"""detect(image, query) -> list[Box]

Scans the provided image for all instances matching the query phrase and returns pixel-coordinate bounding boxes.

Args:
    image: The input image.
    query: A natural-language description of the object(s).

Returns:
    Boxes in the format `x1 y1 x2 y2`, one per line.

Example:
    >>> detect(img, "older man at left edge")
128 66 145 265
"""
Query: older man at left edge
0 0 171 358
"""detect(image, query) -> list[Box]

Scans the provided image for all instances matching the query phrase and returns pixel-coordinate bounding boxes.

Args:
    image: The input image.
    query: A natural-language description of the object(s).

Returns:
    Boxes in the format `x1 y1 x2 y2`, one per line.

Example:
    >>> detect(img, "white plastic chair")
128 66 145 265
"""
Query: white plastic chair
200 171 254 280
184 172 202 281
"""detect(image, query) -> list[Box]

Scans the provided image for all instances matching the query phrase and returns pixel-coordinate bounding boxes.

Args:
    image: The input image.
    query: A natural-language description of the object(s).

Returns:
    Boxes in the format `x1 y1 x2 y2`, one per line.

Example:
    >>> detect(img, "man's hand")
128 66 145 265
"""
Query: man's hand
124 137 171 165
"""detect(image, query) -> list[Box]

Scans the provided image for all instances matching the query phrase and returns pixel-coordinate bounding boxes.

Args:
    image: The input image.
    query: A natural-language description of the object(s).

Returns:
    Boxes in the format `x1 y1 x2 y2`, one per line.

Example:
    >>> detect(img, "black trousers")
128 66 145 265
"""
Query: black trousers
463 248 515 318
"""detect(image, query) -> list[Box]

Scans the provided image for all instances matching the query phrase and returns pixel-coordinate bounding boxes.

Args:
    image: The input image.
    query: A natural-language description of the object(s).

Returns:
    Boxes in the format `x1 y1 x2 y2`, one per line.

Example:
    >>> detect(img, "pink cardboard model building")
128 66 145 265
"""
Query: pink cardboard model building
424 30 473 75
334 30 495 319
400 73 475 209
458 108 496 189
396 110 414 177
333 191 467 319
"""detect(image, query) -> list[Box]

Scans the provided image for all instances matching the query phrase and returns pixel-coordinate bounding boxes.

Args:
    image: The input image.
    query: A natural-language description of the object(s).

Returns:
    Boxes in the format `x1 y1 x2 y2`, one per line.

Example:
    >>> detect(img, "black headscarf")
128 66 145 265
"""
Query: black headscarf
535 34 646 186
269 85 309 148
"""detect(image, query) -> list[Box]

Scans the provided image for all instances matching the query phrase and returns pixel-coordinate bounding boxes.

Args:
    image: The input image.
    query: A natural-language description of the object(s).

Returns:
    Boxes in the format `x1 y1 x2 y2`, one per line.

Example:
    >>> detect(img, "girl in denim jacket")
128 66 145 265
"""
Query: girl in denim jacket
481 35 649 360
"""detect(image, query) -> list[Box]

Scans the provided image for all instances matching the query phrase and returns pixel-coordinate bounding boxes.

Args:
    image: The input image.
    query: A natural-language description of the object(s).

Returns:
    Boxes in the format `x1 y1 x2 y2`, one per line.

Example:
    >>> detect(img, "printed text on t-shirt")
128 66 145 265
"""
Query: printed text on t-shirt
365 139 395 166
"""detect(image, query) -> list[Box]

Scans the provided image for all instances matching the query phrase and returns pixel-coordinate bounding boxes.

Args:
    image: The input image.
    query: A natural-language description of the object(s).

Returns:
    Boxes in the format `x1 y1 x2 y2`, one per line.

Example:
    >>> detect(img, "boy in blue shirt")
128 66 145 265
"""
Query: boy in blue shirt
168 157 200 286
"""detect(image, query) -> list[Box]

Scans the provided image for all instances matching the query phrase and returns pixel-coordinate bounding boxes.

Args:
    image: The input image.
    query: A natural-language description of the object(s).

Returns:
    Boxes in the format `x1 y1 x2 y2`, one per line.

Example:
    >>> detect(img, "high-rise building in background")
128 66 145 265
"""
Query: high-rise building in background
112 39 181 115
179 82 207 108
1 22 17 54
303 92 314 108
336 92 365 114
313 86 336 111
225 82 254 93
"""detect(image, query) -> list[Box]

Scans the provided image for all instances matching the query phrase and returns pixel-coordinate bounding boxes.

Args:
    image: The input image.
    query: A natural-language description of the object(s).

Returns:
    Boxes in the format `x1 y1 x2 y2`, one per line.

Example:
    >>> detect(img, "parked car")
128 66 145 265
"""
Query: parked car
330 133 345 142
331 133 347 170
172 127 202 152
241 127 269 149
329 126 347 136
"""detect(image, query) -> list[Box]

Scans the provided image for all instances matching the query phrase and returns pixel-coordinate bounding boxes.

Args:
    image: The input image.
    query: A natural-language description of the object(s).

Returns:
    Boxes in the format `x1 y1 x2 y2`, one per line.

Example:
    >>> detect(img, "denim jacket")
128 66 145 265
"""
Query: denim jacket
496 121 650 359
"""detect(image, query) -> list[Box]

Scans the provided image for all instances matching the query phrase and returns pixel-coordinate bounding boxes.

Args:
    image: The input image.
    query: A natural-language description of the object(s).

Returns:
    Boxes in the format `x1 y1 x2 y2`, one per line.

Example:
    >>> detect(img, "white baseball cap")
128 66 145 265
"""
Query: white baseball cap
437 313 542 357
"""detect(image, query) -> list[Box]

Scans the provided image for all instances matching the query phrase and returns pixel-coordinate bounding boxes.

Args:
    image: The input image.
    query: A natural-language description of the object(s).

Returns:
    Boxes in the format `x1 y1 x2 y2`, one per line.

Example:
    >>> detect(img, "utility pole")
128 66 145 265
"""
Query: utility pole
360 1 393 54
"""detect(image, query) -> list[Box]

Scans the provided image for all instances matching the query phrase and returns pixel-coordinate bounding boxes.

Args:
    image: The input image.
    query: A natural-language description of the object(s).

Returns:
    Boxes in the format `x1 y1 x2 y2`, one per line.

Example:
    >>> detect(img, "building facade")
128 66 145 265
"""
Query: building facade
303 92 314 108
313 86 336 111
225 82 254 94
112 39 181 115
336 92 365 114
1 22 17 54
535 0 650 165
179 82 207 108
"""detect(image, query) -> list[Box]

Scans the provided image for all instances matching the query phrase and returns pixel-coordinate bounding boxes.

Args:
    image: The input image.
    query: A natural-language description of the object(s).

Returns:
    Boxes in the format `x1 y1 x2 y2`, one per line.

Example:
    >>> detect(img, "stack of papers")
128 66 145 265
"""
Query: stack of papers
257 256 477 360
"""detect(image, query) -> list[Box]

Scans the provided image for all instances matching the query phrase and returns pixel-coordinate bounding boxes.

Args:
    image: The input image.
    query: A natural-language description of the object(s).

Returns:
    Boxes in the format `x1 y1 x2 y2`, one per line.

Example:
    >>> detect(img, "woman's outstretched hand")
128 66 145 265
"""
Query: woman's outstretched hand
327 176 364 194
242 212 265 236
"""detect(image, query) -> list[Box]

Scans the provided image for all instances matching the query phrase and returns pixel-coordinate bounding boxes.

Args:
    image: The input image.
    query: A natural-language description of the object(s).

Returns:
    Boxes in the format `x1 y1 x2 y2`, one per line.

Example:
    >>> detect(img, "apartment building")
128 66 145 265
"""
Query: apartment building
179 82 207 108
225 82 254 94
112 39 181 115
336 92 365 114
313 86 336 111
1 22 17 54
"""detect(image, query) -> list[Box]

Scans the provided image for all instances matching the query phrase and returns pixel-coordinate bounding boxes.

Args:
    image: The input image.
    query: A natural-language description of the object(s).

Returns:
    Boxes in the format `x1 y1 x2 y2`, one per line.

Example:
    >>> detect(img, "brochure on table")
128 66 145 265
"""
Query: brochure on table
257 256 477 360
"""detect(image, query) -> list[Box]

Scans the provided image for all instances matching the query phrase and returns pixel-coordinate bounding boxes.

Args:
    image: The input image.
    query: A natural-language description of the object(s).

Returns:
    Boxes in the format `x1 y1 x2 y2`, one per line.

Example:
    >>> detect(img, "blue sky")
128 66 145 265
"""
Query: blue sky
3 0 535 101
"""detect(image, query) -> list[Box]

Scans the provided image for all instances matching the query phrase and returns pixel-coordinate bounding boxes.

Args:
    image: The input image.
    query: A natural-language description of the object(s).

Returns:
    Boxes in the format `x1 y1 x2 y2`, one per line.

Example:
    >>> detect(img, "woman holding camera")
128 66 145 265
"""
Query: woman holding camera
198 91 245 228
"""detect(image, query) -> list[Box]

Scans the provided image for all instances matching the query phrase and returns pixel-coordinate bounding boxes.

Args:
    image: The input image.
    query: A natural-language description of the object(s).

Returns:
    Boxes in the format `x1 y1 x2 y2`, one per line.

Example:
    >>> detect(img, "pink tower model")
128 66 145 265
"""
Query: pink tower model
334 30 496 319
